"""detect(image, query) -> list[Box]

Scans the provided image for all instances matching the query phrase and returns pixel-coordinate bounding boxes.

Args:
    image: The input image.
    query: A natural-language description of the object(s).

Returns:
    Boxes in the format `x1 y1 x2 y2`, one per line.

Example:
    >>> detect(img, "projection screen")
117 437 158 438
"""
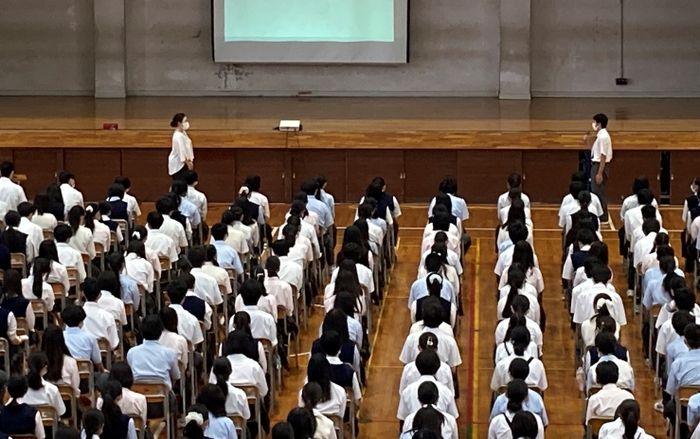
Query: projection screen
212 0 408 64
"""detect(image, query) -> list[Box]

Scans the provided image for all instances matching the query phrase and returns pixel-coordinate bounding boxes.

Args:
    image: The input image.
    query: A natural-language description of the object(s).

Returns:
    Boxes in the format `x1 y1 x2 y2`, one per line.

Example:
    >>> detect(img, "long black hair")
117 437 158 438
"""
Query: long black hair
502 264 526 319
67 205 85 234
511 241 535 271
307 354 333 403
83 409 105 438
101 380 125 433
196 384 227 418
41 324 72 383
506 379 528 413
212 357 232 400
616 399 641 439
410 382 445 437
27 352 48 390
39 240 60 263
322 309 350 344
31 257 51 299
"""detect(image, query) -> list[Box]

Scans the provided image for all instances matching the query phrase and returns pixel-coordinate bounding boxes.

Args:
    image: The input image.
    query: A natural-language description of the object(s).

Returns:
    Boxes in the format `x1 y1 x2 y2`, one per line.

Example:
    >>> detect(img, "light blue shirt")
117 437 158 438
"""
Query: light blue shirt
696 237 700 251
489 389 549 426
212 240 244 274
178 198 201 226
127 340 180 390
204 413 238 439
687 393 700 428
642 268 683 309
318 316 363 348
319 189 335 219
306 195 334 230
666 349 700 396
368 217 387 234
498 239 513 255
642 266 663 292
666 336 689 375
64 326 102 365
428 194 470 221
408 276 456 308
120 273 140 310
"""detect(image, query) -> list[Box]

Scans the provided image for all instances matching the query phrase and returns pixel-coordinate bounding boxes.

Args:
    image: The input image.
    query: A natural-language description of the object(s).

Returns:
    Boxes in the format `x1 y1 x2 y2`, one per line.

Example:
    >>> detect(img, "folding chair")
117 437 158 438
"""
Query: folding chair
259 338 277 414
77 359 96 405
11 253 27 277
138 284 147 317
124 303 135 344
156 256 173 310
132 380 171 439
328 414 345 439
675 386 700 439
35 405 59 433
0 338 11 375
199 321 208 376
278 305 299 369
50 282 67 310
95 242 106 271
56 383 78 427
344 387 357 439
225 268 238 299
131 415 146 439
15 317 30 361
239 385 263 439
228 414 247 439
42 229 54 241
115 219 129 248
650 303 663 397
82 252 92 278
30 299 46 334
98 338 114 370
66 267 80 304
586 416 613 439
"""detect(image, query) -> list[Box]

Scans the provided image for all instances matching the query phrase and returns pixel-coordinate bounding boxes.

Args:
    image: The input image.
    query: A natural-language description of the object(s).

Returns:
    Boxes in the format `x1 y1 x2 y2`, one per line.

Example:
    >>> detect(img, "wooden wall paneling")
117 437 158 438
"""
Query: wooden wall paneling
13 148 61 200
291 150 347 202
190 149 236 203
404 150 458 203
345 150 404 203
669 151 700 205
0 149 12 163
234 149 286 203
64 149 122 202
605 151 661 206
121 149 173 202
457 150 523 204
522 151 579 203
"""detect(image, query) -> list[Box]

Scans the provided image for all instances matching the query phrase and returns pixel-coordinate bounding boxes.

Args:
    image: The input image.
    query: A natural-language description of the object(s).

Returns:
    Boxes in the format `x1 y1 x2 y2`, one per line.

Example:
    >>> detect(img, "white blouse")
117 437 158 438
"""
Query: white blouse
21 277 55 311
68 225 96 260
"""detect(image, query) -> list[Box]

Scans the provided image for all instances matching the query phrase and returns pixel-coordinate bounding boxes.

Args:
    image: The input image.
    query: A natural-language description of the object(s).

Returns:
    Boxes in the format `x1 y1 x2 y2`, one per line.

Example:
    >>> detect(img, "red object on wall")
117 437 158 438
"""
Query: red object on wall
103 123 119 130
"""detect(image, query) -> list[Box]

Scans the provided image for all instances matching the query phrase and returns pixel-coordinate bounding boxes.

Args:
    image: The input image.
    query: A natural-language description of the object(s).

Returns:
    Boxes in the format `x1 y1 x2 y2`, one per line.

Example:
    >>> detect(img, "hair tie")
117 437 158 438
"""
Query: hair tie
185 412 204 426
132 231 141 240
426 337 435 347
427 273 442 284
85 205 94 213
595 298 613 311
239 186 250 196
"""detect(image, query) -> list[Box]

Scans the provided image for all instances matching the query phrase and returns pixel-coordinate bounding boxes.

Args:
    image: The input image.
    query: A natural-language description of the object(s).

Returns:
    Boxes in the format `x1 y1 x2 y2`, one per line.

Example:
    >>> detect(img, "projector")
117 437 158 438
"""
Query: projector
277 120 302 132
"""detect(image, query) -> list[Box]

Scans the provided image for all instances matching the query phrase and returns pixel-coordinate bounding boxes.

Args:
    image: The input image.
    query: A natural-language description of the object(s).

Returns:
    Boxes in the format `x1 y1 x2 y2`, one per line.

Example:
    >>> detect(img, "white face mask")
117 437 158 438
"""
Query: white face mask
691 184 698 193
182 121 190 131
591 122 598 131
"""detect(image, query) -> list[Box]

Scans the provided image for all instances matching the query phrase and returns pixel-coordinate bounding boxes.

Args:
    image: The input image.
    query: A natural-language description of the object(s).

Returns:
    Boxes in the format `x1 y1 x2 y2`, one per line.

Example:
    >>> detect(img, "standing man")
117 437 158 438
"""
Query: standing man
584 113 613 223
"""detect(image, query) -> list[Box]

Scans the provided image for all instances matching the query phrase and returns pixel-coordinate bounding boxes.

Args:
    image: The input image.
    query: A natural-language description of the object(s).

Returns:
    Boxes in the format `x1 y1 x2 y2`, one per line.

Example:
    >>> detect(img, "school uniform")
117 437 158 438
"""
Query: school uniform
68 225 95 260
264 276 294 316
641 269 684 309
624 205 663 248
666 336 689 375
400 328 462 368
182 288 210 327
598 418 654 439
317 315 363 348
169 303 204 345
496 291 540 324
0 399 44 439
51 354 80 397
211 240 245 274
46 261 70 296
2 295 34 331
229 305 277 347
581 318 620 348
124 253 154 293
0 228 30 260
215 354 268 396
220 382 250 418
313 408 337 439
326 355 362 403
60 184 84 217
572 284 626 326
428 194 469 222
186 185 208 220
419 249 463 276
397 375 458 420
56 242 87 282
97 290 127 326
123 192 141 219
491 354 548 392
145 229 179 263
277 256 304 292
281 214 321 256
402 406 458 439
411 296 456 327
158 329 188 367
409 321 454 338
190 267 223 306
106 197 130 222
82 301 120 349
127 339 180 391
31 212 57 231
21 379 66 416
64 326 102 365
21 276 55 312
92 219 113 251
494 245 540 278
399 359 454 395
570 278 616 317
0 307 28 345
495 317 543 352
585 384 635 423
666 349 700 396
201 262 232 296
0 176 27 211
498 191 531 212
587 356 635 392
407 276 456 308
18 217 43 263
494 341 539 364
487 410 544 439
490 390 548 426
306 195 334 232
178 197 201 226
621 195 658 222
331 264 374 296
497 282 539 301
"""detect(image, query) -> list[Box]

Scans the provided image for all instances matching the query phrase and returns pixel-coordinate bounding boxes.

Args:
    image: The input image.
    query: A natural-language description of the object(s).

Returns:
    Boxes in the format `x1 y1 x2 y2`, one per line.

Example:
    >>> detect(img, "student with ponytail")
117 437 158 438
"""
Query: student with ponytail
234 266 278 317
66 205 96 260
23 352 66 417
124 238 154 293
491 327 547 392
487 379 544 439
581 293 621 348
597 400 654 439
196 384 237 439
82 409 105 439
201 245 233 297
494 296 543 353
411 275 456 327
0 269 34 337
107 252 140 310
287 407 316 439
211 357 250 419
39 240 70 293
97 270 127 326
499 241 543 294
301 382 335 439
21 257 54 311
299 354 346 419
401 381 457 439
128 224 162 279
497 265 540 325
86 202 112 253
180 404 209 439
99 380 137 439
399 333 454 396
408 253 456 309
0 375 44 439
509 411 540 439
494 323 539 364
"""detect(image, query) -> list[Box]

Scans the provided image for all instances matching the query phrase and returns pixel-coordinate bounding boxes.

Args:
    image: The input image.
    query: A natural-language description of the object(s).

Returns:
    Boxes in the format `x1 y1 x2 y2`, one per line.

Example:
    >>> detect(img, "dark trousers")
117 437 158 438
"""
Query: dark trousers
590 162 610 222
171 165 188 181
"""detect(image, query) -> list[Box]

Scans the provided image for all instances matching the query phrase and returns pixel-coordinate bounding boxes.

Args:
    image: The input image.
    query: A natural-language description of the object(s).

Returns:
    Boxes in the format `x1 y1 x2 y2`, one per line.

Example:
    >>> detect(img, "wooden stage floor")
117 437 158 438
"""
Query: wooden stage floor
192 203 681 439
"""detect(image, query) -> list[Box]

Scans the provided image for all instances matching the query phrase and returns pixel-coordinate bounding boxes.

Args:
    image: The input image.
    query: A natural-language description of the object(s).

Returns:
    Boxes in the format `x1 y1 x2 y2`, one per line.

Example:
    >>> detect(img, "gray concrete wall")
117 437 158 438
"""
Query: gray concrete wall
531 0 700 96
0 0 95 95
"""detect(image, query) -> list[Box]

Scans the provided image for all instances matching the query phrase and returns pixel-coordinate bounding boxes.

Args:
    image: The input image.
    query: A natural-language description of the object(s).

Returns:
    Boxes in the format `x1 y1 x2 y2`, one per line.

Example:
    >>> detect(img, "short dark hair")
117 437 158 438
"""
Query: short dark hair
4 211 19 228
211 223 228 241
155 196 177 214
593 113 608 129
54 224 73 243
640 204 657 220
17 202 34 218
636 189 654 206
240 279 263 306
171 181 188 197
0 161 14 177
438 176 458 194
160 307 179 333
591 264 612 284
82 278 101 302
184 170 198 186
642 218 661 235
107 183 125 199
675 288 696 312
62 304 86 327
146 212 164 229
596 361 619 385
685 324 700 349
98 201 112 216
508 358 530 380
508 221 529 243
188 246 206 268
167 280 187 305
576 228 596 245
114 176 131 190
300 179 318 196
58 171 75 184
508 173 522 188
272 240 290 257
415 349 441 376
109 361 135 389
319 330 342 356
7 374 29 399
141 315 164 341
594 331 616 355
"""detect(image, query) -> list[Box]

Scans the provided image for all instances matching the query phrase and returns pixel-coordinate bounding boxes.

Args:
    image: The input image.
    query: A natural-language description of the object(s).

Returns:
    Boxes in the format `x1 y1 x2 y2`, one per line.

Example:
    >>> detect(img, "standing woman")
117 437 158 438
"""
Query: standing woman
169 113 194 181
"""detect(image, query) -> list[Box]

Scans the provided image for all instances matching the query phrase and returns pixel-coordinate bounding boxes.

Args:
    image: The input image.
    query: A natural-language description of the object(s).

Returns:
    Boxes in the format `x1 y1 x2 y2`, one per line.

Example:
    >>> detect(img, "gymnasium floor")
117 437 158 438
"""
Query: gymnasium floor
199 202 682 439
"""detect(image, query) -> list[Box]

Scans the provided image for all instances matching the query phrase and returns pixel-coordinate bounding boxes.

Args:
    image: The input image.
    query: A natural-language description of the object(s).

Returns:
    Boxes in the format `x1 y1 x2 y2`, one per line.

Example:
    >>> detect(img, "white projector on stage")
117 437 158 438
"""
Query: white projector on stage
277 120 302 132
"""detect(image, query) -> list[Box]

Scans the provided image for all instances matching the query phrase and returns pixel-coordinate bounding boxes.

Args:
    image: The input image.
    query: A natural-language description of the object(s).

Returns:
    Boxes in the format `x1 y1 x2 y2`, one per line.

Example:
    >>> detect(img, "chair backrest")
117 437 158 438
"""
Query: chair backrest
15 317 28 336
132 381 168 420
159 256 171 271
66 268 79 286
35 405 58 429
0 337 10 373
76 358 94 379
588 416 613 436
228 414 246 435
10 252 26 268
95 241 105 255
678 385 700 403
10 434 38 439
42 230 54 241
277 305 287 321
81 253 90 266
238 385 260 406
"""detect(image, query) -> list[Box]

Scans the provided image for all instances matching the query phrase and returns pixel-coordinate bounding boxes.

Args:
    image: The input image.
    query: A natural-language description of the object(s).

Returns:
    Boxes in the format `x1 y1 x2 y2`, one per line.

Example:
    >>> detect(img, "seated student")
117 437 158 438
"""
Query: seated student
96 271 127 326
356 201 384 245
490 327 547 392
400 303 462 371
167 279 204 346
422 212 460 256
419 243 460 296
496 198 534 253
62 305 108 379
498 173 531 212
172 180 201 227
0 161 27 212
188 246 222 307
586 332 634 392
82 277 120 350
123 240 154 294
489 358 548 426
409 254 456 310
498 242 543 294
38 240 70 293
487 380 544 439
98 380 139 439
0 211 30 258
184 171 207 222
571 241 610 288
299 382 338 439
419 238 463 278
581 297 622 349
45 183 65 222
1 269 33 327
54 224 87 283
127 315 180 393
113 176 141 220
427 176 469 224
562 228 596 287
264 256 295 317
201 245 233 296
58 171 84 217
157 308 188 368
324 260 366 320
563 190 600 237
494 222 539 280
151 197 188 253
229 205 257 249
399 333 454 395
220 209 253 254
400 381 458 439
81 409 105 439
573 265 626 327
86 203 113 252
235 266 278 318
582 318 628 373
287 215 319 261
104 183 130 223
495 296 543 352
494 324 539 364
639 233 675 275
0 375 45 439
144 212 179 265
410 278 457 328
313 310 361 375
297 354 347 419
643 254 685 309
656 288 700 357
216 330 268 397
96 202 122 245
301 178 334 233
285 200 321 253
498 188 532 225
21 257 54 311
279 224 308 267
558 173 604 221
666 312 695 378
106 253 140 310
211 357 250 419
17 202 43 263
272 240 304 292
319 331 362 404
195 385 238 439
209 222 245 273
97 362 148 425
570 258 616 314
66 205 96 260
497 265 540 326
633 217 661 274
585 361 635 423
599 400 654 439
23 352 66 417
41 324 79 397
229 279 278 347
331 243 374 294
